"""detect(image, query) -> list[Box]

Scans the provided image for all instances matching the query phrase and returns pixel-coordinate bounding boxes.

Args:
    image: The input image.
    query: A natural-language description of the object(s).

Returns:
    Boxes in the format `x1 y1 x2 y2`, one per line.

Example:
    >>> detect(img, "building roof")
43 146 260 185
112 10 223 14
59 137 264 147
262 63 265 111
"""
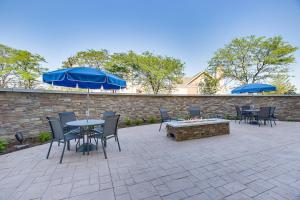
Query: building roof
186 71 212 85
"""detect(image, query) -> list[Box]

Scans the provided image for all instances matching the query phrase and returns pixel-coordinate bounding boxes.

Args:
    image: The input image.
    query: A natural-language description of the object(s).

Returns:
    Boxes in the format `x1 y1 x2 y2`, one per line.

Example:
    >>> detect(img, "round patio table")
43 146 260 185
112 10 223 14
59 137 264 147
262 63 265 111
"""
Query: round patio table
66 119 104 154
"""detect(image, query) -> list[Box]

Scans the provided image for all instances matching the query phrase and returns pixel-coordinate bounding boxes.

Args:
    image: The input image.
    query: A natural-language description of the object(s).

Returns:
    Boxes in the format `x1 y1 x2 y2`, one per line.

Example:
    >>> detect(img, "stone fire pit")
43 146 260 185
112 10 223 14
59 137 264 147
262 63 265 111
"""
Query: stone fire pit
166 118 230 141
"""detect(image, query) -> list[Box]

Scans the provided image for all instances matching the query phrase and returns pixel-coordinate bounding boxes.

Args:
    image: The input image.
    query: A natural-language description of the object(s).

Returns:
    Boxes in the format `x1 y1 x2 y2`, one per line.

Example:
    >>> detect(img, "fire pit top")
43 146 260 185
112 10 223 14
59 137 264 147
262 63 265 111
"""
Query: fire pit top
166 118 230 128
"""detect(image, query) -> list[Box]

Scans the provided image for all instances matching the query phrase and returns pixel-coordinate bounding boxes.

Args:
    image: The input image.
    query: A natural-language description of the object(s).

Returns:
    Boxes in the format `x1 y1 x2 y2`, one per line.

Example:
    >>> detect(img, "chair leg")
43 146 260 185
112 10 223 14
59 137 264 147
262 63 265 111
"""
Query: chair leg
116 136 121 152
60 142 66 164
159 122 162 131
46 140 53 159
101 139 107 159
96 138 98 150
67 141 70 151
75 139 80 152
270 119 273 127
87 135 90 155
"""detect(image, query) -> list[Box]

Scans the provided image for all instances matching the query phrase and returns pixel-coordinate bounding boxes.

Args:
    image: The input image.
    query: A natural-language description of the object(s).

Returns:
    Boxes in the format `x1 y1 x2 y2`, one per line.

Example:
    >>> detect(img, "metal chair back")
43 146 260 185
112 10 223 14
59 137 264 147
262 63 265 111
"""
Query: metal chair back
188 105 201 118
47 117 65 141
270 107 276 117
102 115 120 138
258 107 271 118
103 111 116 120
159 108 171 122
59 112 76 128
235 105 242 116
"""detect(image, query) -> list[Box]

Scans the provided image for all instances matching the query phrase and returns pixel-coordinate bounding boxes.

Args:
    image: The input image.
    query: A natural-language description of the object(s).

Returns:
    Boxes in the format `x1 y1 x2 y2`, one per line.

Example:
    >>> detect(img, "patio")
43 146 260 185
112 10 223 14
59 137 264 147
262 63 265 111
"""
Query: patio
1 121 300 200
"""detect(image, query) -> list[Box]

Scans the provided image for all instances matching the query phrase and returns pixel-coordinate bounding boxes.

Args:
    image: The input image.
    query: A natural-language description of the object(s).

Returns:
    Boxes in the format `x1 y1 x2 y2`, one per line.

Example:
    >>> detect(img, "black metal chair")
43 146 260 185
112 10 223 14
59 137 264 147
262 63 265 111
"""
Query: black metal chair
159 108 179 131
59 112 81 150
188 105 201 119
93 111 116 135
270 106 277 126
58 112 80 133
255 107 273 127
46 117 81 163
94 115 121 159
234 105 242 123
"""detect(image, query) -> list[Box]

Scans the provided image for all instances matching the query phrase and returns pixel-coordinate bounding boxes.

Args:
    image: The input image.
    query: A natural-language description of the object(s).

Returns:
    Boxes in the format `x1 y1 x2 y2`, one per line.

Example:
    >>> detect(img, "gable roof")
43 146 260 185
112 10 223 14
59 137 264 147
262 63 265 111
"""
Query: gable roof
186 71 212 85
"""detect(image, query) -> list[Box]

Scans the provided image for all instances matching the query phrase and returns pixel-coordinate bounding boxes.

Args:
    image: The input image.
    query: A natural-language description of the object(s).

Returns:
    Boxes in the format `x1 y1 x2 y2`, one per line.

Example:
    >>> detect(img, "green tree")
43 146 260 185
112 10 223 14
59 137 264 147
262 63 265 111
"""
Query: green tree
198 72 220 94
0 44 46 89
62 49 109 69
105 51 140 83
13 50 46 89
105 51 184 94
269 74 297 95
0 44 15 87
207 36 298 85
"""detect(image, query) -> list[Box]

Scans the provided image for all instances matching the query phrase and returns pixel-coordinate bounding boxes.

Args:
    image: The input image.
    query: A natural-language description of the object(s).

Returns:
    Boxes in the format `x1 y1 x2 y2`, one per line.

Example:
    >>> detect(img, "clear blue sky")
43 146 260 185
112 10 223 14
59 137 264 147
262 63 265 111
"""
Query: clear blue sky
1 0 300 88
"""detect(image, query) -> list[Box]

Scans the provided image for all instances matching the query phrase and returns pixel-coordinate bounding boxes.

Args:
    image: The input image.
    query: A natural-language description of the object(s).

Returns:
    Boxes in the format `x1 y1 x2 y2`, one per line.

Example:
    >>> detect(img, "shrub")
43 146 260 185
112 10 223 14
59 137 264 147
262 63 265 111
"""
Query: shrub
39 132 51 143
124 117 132 126
134 118 143 126
0 138 8 153
286 116 293 122
148 116 157 124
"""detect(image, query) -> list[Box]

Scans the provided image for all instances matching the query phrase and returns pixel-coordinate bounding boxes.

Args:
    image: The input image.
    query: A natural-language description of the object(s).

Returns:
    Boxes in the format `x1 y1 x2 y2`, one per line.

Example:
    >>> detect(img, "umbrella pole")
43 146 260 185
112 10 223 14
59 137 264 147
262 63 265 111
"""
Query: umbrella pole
87 88 90 120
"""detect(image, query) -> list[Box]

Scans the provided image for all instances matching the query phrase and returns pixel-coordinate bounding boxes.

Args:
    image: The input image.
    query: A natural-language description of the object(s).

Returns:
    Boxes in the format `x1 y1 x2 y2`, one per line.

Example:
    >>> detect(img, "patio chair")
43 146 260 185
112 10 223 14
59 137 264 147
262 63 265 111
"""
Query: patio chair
159 108 179 131
234 105 242 123
270 106 277 126
255 107 273 127
93 111 116 135
59 112 81 133
59 112 81 150
94 115 121 159
46 117 81 163
188 105 201 119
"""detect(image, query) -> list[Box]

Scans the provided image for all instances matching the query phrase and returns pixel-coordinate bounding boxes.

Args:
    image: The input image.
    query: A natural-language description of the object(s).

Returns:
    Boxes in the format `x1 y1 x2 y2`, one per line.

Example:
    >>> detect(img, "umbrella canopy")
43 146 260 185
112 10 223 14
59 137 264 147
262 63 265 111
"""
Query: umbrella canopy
43 67 126 89
231 83 276 94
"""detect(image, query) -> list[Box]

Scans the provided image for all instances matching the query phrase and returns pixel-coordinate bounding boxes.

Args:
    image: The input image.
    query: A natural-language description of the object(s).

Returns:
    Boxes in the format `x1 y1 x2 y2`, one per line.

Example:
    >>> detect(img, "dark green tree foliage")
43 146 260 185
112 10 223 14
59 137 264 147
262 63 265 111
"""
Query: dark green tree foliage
208 36 298 85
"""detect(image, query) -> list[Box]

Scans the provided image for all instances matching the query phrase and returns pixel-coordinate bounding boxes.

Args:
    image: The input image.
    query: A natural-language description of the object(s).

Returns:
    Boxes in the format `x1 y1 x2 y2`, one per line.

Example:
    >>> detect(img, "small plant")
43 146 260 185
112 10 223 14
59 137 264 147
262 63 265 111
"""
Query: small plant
124 117 132 126
286 116 293 122
148 116 157 124
134 118 143 126
38 132 51 143
0 138 8 153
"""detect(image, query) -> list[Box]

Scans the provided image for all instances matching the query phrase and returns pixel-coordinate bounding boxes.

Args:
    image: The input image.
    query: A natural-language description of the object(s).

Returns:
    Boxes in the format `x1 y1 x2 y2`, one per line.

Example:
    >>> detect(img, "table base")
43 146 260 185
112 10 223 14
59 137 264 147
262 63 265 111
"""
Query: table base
77 143 97 153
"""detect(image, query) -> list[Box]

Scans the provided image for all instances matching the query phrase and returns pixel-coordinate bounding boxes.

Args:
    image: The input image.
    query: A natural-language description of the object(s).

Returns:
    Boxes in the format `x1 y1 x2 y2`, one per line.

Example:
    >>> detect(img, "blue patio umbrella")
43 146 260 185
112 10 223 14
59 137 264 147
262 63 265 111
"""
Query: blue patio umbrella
231 83 276 94
43 67 126 117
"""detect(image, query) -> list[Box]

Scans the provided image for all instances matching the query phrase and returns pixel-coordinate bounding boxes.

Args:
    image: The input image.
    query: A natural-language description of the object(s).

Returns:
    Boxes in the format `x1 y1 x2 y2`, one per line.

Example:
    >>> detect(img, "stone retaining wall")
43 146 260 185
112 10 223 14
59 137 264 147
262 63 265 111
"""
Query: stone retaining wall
1 89 300 139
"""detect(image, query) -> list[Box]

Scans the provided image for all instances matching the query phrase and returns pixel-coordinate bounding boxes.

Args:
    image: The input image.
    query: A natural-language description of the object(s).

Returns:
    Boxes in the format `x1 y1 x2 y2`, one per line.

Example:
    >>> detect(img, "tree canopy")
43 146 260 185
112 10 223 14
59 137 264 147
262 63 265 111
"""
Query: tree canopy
198 73 220 94
62 49 109 69
0 44 46 89
207 36 298 86
63 50 185 94
268 74 297 95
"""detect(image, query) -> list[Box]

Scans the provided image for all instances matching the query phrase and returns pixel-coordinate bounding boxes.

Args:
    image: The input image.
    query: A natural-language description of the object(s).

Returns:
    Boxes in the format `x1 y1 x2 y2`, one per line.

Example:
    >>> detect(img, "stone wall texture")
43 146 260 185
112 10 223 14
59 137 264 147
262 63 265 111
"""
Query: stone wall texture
1 89 300 139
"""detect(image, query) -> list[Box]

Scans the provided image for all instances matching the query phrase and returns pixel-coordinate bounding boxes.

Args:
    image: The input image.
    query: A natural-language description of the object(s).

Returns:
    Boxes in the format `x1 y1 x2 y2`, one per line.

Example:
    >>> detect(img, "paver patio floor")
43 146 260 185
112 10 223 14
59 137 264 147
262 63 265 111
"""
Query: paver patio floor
1 121 300 200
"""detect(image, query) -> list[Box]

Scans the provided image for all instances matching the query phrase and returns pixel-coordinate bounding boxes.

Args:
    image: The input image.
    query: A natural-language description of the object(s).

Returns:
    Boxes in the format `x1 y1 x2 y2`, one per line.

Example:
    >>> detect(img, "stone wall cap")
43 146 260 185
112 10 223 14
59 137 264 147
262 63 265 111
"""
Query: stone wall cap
0 88 299 97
